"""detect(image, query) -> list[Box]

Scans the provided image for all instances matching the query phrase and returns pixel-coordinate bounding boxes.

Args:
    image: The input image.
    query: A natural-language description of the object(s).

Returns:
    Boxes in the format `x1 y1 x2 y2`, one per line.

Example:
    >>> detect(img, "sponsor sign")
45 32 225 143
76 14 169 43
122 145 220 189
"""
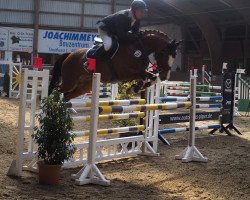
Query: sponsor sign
8 28 33 52
38 29 98 54
221 69 235 124
0 27 33 52
159 112 220 124
0 28 8 51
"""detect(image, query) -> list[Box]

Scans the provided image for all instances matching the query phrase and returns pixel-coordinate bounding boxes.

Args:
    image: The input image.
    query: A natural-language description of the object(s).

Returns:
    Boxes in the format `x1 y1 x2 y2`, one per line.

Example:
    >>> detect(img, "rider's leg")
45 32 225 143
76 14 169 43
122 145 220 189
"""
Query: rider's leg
98 26 112 51
84 25 113 68
87 28 112 59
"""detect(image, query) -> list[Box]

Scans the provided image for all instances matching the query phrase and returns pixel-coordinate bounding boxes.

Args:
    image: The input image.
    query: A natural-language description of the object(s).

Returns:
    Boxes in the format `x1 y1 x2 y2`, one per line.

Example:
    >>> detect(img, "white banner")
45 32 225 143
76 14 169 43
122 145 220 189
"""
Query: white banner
38 29 98 54
8 28 34 52
0 28 9 51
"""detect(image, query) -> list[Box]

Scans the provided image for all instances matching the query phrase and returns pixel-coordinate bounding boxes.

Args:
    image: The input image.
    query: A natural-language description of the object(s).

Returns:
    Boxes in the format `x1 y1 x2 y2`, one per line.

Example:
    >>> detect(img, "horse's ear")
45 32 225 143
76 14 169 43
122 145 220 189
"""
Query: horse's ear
177 40 183 45
170 39 176 45
175 40 183 48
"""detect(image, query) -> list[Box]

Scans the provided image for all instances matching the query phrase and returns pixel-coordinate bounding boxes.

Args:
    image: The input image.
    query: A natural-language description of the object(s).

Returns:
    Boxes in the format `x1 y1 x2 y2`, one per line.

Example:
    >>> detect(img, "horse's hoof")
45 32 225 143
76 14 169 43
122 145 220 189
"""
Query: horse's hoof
127 87 138 95
134 88 140 94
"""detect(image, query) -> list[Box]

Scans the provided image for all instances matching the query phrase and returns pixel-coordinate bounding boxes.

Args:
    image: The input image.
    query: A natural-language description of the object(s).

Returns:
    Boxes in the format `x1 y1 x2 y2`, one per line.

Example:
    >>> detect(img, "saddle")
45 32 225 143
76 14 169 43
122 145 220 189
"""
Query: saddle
84 37 119 80
86 37 119 61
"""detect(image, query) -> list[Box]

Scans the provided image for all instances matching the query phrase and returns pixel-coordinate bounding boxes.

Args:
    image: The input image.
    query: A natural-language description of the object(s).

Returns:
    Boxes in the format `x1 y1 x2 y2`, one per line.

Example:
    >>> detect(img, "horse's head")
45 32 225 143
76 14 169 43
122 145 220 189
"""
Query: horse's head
142 30 182 81
155 39 182 81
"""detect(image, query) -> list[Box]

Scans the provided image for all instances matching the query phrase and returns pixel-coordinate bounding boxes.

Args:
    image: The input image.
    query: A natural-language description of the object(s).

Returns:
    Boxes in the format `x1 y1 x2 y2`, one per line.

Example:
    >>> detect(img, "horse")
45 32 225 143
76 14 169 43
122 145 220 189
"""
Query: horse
49 30 181 101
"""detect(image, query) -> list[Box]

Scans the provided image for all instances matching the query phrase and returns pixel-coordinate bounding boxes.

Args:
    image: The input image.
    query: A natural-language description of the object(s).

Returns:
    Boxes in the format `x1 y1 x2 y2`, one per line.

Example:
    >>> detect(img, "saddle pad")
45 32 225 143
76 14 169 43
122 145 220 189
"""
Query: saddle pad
86 48 96 59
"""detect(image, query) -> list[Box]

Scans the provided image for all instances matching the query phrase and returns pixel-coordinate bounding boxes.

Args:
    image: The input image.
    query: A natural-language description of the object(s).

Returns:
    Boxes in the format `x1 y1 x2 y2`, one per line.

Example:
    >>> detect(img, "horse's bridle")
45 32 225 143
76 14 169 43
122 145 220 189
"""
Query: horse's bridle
148 47 175 75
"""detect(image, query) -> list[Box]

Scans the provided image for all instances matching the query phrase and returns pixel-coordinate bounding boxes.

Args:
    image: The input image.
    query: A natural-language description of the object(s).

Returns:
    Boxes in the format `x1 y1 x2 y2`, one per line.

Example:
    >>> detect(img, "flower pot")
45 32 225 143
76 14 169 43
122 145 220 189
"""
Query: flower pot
38 161 62 185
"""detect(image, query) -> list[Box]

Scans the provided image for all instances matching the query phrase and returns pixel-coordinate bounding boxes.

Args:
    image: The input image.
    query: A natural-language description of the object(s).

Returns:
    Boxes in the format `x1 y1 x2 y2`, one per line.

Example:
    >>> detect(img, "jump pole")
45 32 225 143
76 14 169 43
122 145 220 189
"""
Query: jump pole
175 69 208 163
73 73 110 186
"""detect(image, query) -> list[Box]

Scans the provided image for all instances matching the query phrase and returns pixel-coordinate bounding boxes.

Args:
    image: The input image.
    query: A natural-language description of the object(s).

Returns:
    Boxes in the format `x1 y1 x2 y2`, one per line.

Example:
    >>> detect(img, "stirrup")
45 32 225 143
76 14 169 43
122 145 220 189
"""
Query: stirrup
84 61 89 68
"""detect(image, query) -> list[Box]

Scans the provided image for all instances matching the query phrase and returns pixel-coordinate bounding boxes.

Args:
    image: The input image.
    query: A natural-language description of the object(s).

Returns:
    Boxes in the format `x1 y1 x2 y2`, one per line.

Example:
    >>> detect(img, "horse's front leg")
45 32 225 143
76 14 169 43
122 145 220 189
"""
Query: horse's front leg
127 79 154 94
140 79 156 91
127 80 144 94
138 71 158 92
127 71 158 94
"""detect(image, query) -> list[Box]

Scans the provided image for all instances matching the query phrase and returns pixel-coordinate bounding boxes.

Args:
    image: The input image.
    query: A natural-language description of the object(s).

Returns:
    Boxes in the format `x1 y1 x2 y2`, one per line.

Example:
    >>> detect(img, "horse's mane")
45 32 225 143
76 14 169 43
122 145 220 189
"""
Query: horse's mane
142 29 170 42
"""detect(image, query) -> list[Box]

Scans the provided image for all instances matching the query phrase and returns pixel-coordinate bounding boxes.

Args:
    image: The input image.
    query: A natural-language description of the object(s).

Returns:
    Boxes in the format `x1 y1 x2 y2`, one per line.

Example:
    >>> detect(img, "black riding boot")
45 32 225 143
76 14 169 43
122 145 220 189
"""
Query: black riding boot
93 45 105 58
84 46 106 68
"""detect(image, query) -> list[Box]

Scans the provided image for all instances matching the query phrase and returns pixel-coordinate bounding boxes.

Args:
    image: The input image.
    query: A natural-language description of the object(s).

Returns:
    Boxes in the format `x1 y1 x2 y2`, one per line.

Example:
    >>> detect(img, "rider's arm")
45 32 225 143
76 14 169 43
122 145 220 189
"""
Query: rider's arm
115 14 136 41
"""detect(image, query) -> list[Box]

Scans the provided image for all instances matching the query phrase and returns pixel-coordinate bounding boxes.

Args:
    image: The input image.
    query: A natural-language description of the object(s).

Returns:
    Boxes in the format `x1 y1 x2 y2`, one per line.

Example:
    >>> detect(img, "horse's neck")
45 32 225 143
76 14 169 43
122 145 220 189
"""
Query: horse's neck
142 35 167 55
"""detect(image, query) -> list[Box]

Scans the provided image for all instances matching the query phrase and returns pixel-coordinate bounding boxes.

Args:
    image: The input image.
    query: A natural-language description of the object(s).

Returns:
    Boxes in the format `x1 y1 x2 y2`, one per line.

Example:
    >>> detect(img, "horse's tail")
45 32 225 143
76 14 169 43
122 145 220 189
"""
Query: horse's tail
48 53 70 95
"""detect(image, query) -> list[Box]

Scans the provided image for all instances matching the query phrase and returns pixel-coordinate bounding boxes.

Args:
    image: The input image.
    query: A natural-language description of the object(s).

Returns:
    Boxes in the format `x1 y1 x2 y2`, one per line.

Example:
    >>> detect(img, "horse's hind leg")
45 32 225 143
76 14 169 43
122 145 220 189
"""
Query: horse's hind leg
60 71 80 94
60 50 86 94
64 80 92 101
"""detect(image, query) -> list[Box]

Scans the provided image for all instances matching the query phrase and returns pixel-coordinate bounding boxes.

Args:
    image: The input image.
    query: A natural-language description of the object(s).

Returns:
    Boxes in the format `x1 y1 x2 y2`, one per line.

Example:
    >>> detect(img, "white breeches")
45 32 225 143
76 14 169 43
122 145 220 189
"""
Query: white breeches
98 26 112 51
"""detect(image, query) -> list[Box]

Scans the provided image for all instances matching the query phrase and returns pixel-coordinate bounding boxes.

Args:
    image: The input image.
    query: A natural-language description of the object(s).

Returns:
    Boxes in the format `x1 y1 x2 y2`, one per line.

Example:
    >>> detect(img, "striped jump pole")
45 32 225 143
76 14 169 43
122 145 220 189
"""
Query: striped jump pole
85 92 111 96
100 87 111 92
196 91 221 96
72 125 145 137
203 65 212 86
167 86 190 91
175 70 208 163
67 99 146 108
159 124 221 135
196 103 222 109
161 81 190 87
167 85 221 91
99 102 192 114
167 90 221 96
72 112 145 122
163 82 221 90
160 96 223 102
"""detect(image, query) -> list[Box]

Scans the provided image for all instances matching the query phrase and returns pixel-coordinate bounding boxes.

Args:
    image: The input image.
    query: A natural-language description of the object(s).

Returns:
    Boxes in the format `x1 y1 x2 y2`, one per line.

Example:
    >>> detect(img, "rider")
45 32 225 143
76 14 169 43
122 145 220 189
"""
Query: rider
86 0 147 67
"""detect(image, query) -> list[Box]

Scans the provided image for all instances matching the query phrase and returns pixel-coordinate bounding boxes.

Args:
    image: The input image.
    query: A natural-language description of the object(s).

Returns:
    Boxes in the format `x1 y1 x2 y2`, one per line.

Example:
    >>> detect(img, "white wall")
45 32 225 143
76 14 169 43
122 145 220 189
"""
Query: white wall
143 24 182 71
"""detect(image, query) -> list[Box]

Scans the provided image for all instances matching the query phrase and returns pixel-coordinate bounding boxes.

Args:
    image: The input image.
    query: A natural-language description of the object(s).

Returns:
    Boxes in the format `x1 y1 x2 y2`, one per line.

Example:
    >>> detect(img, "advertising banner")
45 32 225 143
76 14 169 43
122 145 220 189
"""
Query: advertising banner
0 28 9 51
221 69 235 124
8 28 34 52
38 29 98 54
159 112 220 124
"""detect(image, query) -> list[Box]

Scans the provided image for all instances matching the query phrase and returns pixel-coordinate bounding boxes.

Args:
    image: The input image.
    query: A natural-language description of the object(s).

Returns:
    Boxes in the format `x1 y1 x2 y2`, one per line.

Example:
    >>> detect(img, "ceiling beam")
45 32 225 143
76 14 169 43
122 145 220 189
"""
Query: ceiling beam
222 0 250 25
161 0 223 73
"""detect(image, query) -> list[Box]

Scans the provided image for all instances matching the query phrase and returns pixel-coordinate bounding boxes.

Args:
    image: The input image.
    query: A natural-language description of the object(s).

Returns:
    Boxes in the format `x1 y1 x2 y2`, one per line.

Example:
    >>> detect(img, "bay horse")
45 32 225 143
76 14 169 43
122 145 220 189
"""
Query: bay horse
49 30 181 101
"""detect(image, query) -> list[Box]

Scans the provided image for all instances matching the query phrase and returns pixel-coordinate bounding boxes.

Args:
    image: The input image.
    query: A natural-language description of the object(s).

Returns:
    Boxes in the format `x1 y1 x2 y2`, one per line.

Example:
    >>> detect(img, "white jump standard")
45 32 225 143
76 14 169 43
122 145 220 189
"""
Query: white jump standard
175 71 208 163
72 73 194 186
73 74 111 186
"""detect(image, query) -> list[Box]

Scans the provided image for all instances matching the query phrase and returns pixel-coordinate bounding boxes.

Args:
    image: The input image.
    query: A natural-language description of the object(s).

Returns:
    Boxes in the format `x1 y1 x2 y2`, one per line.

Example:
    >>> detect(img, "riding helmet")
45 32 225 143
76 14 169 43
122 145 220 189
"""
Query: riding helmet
131 0 148 11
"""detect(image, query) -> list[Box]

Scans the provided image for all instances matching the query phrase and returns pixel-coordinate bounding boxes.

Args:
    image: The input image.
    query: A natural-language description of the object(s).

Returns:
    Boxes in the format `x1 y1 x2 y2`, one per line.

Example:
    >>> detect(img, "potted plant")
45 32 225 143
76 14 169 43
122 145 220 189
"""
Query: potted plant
33 89 76 185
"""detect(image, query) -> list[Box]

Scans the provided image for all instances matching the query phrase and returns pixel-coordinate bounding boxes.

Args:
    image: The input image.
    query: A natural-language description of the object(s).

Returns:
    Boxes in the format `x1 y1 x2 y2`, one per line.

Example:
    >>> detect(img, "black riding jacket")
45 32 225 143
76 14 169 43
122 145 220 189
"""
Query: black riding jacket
100 9 140 42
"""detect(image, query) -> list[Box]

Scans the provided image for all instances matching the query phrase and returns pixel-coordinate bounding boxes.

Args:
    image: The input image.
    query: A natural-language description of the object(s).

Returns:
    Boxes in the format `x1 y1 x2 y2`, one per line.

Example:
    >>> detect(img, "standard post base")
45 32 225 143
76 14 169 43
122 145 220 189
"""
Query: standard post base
209 123 242 136
140 141 160 157
234 108 241 117
175 146 208 163
7 160 19 176
158 134 171 145
222 123 242 135
72 164 110 186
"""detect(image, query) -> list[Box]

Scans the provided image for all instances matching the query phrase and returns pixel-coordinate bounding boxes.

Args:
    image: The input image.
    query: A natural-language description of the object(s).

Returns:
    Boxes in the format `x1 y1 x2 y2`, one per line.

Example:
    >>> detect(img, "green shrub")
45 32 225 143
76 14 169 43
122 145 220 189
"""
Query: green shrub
112 81 139 127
